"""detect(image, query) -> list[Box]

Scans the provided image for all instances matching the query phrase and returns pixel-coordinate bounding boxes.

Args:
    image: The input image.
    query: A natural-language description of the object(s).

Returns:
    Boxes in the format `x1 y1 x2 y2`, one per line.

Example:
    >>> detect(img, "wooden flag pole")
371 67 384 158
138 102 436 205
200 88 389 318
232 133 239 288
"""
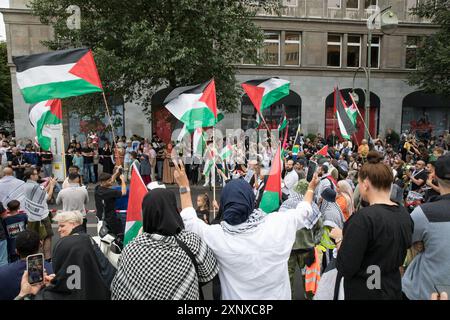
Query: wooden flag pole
102 92 117 146
212 126 216 219
356 107 373 142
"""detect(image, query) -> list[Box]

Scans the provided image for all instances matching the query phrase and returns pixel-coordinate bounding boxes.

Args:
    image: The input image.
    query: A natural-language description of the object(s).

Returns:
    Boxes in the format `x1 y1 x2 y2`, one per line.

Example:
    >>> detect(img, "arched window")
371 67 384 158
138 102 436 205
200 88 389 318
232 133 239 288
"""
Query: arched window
241 90 302 139
325 88 380 145
402 91 450 139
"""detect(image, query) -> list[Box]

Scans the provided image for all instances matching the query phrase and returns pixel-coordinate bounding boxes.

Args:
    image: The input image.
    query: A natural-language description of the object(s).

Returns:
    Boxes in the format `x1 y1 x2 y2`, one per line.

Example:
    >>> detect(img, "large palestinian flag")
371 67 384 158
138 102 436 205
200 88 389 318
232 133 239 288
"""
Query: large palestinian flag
28 99 62 151
13 48 103 104
164 79 218 130
259 144 282 214
334 87 357 140
241 78 290 113
124 163 148 246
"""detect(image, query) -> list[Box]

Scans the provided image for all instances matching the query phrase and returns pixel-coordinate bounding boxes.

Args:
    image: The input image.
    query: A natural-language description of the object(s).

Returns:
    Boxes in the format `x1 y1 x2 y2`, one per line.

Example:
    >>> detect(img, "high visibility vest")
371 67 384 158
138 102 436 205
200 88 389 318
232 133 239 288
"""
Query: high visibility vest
305 247 322 294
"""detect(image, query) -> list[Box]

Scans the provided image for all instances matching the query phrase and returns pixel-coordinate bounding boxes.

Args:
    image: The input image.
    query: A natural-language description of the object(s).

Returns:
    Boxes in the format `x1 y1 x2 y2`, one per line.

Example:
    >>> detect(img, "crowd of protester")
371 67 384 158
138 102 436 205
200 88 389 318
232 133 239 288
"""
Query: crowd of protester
0 127 449 300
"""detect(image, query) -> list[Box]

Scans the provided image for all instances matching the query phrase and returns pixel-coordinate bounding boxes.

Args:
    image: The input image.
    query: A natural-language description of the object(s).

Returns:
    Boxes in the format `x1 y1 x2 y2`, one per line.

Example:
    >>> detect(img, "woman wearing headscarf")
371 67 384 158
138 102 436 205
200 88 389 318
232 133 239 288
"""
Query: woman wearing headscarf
173 160 319 300
111 189 219 300
15 233 111 300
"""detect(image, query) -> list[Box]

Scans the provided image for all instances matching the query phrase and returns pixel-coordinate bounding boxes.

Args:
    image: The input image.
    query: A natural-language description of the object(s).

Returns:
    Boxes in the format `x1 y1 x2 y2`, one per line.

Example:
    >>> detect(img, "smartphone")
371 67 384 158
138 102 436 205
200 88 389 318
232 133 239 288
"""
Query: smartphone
26 253 44 285
434 284 450 296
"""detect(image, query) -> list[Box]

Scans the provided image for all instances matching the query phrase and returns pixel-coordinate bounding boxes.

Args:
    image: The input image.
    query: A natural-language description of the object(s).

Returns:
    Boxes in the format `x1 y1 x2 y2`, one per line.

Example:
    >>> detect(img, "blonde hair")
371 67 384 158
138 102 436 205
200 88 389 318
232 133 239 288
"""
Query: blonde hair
337 180 354 215
53 211 83 225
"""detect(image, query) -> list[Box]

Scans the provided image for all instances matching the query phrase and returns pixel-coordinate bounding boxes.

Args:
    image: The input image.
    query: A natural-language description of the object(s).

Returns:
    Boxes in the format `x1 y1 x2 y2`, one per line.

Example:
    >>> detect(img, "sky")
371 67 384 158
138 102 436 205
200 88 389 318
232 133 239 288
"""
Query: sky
0 0 9 42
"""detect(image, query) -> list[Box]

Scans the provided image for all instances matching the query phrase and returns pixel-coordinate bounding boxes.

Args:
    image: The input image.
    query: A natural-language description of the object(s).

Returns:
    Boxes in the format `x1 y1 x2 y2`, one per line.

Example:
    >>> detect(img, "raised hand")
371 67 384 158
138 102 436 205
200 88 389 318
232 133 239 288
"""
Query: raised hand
173 159 190 188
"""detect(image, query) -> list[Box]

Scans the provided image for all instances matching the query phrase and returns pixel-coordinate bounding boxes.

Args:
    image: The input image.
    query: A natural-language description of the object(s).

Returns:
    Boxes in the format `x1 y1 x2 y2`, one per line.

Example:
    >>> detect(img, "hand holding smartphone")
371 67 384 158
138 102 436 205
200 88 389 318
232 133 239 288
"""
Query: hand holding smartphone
26 253 44 285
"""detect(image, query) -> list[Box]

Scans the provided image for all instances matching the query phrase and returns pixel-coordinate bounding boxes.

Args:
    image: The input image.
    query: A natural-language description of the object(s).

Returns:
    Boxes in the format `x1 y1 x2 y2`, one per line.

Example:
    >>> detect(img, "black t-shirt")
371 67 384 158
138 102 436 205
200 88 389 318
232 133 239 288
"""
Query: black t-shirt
40 152 53 165
336 204 413 300
94 186 123 235
82 147 94 164
11 156 27 180
411 170 428 191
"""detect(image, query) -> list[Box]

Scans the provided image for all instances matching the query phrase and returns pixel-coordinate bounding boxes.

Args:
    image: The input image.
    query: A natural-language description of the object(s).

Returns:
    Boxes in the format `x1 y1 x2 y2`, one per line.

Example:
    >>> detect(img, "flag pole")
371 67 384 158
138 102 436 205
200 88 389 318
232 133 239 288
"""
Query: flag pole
212 126 216 219
356 107 373 142
102 92 117 147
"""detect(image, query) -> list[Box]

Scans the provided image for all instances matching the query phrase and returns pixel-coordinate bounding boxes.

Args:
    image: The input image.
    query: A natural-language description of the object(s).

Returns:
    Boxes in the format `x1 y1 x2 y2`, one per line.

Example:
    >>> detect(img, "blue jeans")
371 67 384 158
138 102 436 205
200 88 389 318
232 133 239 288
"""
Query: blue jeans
0 240 7 268
84 163 96 183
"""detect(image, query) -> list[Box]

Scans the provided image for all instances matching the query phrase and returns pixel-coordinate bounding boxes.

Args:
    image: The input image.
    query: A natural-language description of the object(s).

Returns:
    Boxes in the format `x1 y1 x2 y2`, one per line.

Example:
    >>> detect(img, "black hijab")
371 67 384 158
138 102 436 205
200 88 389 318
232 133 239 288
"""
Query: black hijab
142 189 184 236
219 179 256 226
35 234 110 300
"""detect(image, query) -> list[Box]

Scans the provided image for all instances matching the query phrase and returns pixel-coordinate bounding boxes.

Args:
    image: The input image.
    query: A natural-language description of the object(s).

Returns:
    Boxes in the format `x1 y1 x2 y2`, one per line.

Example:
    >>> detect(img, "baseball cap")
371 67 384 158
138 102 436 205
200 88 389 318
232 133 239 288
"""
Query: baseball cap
147 181 166 190
435 153 450 180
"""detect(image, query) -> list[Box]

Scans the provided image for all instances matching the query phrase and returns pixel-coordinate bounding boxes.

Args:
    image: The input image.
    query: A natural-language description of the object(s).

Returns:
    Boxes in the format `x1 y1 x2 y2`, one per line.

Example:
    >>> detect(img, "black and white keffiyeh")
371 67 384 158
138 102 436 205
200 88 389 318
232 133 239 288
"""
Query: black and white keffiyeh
111 231 218 300
220 209 266 235
280 193 322 229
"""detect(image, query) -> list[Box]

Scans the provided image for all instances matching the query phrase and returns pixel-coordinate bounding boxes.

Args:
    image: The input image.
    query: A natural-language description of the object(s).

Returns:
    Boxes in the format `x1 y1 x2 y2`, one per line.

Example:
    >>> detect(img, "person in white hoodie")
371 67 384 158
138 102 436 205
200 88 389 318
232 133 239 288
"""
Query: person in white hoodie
173 160 319 300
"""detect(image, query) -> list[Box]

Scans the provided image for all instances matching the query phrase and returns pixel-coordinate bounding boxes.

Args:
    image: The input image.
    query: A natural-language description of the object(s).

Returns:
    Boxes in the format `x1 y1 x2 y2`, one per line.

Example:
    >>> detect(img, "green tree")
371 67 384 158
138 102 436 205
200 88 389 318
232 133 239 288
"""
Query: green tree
408 0 450 97
0 41 14 122
29 0 281 120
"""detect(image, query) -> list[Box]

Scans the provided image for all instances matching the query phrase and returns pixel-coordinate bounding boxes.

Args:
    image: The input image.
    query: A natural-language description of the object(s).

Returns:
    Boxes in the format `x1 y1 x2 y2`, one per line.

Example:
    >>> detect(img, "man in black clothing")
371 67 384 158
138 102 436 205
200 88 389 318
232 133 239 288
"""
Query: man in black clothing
385 128 400 151
82 142 95 183
327 130 339 148
11 149 30 181
407 160 428 192
95 170 127 238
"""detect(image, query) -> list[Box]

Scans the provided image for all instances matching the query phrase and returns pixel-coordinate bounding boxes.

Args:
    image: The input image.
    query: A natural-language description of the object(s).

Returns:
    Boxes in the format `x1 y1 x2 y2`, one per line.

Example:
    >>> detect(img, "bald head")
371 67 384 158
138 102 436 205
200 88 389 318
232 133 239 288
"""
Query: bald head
3 167 13 176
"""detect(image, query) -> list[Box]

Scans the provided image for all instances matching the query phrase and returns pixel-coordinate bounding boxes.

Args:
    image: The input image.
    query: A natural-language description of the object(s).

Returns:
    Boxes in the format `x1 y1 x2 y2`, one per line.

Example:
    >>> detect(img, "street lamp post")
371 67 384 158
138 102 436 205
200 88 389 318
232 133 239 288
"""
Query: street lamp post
351 6 399 141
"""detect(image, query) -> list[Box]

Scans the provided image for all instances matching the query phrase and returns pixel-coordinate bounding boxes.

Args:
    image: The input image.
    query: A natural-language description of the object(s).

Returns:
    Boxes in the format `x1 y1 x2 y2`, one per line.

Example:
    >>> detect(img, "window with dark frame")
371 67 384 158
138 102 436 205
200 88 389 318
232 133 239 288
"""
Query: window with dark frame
262 32 280 66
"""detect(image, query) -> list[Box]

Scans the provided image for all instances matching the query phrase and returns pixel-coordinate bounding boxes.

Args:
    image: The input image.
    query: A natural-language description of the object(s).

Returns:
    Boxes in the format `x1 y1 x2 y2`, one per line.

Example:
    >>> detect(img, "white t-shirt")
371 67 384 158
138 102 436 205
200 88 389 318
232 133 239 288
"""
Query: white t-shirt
180 201 313 300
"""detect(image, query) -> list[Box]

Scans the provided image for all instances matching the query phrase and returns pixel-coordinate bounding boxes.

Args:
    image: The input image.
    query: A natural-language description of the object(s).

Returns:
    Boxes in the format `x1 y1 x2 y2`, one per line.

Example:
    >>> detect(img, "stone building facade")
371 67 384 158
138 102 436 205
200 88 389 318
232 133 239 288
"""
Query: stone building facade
1 0 448 144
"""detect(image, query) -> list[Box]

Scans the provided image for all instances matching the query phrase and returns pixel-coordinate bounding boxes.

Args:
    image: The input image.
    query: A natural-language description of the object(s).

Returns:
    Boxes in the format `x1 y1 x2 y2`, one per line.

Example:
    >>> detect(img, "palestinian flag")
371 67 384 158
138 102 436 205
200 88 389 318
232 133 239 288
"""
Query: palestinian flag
278 113 287 132
28 99 62 151
193 127 206 157
13 48 103 104
259 144 282 214
203 147 216 176
242 78 290 113
316 145 329 157
124 163 148 246
334 87 357 140
220 144 233 161
176 124 191 143
164 79 218 130
347 93 359 126
256 112 262 127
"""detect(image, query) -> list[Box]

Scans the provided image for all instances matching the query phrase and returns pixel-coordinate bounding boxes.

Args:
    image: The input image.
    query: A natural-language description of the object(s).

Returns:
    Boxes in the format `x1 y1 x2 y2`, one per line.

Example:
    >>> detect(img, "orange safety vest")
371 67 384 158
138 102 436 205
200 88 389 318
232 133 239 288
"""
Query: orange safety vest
305 247 321 294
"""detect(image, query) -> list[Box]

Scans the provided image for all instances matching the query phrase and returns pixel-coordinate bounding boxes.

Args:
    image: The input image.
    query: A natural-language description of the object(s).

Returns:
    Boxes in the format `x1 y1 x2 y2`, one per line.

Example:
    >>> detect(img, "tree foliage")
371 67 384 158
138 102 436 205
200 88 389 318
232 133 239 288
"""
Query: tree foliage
408 0 450 97
0 41 14 122
29 0 281 120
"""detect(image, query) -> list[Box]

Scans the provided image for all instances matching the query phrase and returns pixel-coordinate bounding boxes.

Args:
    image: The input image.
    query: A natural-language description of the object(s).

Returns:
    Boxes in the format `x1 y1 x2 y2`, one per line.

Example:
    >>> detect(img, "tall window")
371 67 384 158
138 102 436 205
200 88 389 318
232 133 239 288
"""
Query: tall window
284 32 300 66
347 35 361 67
283 0 298 6
406 36 419 69
406 0 419 11
328 0 341 8
367 36 380 68
327 34 342 67
365 0 377 8
347 0 359 9
262 32 280 65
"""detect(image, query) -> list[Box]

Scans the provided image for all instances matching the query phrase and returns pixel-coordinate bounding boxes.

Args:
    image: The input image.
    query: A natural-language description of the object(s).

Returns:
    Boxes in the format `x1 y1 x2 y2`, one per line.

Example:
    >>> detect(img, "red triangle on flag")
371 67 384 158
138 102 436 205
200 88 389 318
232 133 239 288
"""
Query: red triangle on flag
199 79 217 118
46 99 62 120
316 145 329 157
69 49 103 89
242 83 265 113
126 164 148 223
264 145 281 197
